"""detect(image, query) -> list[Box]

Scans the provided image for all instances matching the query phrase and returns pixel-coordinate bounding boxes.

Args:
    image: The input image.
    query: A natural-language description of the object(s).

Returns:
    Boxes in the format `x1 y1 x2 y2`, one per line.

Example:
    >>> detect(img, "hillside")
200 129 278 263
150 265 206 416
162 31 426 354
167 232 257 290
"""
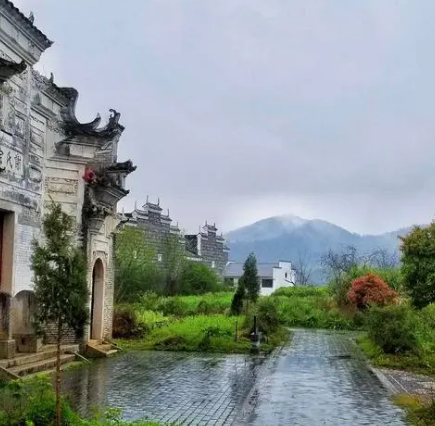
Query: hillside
225 215 415 285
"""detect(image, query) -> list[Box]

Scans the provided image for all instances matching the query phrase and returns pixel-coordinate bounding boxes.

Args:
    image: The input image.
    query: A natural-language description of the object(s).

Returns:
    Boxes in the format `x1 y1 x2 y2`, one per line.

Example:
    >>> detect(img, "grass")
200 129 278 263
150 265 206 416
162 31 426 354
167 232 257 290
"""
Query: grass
357 334 435 377
115 287 352 354
116 314 289 354
270 287 356 330
393 393 435 426
138 292 233 317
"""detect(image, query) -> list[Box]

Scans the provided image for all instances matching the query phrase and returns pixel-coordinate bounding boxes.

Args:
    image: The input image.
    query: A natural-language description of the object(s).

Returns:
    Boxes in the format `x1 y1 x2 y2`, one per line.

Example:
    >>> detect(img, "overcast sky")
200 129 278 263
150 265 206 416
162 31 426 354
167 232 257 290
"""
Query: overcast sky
13 0 435 235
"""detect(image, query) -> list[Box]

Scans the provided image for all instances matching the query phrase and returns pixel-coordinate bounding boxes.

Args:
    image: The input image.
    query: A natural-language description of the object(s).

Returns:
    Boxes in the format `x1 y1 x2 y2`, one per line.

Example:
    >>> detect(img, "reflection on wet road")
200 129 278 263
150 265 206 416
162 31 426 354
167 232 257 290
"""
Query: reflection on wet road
241 329 407 426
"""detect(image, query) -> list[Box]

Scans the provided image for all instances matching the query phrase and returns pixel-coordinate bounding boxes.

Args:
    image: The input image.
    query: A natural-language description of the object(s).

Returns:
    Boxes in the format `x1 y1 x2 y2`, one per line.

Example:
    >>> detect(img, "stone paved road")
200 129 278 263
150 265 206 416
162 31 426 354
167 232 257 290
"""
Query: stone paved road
61 351 266 426
239 329 408 426
61 330 410 426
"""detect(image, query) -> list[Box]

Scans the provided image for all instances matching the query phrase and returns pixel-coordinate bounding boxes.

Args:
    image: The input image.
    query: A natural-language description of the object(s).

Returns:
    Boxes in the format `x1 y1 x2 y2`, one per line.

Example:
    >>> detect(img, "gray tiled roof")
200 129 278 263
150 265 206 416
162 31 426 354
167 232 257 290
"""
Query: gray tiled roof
224 262 278 278
3 0 53 48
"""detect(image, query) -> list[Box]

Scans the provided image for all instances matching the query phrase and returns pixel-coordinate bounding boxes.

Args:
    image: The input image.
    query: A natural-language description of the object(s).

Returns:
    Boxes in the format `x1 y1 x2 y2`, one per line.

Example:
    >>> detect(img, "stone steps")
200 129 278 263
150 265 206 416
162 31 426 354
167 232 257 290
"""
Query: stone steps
85 341 119 358
9 353 77 376
0 344 79 369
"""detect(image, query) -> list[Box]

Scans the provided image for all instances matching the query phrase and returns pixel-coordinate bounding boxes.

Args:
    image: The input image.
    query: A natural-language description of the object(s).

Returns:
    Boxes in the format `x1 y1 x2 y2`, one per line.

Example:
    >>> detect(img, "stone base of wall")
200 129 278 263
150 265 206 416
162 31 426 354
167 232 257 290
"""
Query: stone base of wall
0 339 15 359
14 333 43 353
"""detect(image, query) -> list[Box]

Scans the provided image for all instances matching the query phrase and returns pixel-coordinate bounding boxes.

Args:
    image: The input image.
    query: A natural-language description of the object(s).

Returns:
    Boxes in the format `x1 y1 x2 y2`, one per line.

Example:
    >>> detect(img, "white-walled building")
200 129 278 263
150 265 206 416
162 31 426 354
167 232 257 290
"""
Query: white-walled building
224 260 296 296
0 0 135 359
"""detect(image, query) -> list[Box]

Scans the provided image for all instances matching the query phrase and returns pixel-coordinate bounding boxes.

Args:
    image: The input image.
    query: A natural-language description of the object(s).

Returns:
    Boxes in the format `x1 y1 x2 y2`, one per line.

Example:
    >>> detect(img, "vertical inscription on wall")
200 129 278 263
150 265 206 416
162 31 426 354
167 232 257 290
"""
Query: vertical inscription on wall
0 131 24 178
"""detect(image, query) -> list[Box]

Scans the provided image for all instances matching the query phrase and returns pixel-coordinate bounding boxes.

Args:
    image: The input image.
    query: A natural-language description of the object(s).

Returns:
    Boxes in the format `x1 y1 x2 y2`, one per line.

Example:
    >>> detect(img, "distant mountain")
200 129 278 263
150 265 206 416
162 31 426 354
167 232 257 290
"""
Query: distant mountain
225 215 416 285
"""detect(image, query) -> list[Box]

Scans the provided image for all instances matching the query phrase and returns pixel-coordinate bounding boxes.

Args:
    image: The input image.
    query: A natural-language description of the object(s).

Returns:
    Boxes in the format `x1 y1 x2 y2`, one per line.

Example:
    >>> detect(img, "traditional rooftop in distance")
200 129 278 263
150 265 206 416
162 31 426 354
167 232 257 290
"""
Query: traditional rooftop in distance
124 198 230 276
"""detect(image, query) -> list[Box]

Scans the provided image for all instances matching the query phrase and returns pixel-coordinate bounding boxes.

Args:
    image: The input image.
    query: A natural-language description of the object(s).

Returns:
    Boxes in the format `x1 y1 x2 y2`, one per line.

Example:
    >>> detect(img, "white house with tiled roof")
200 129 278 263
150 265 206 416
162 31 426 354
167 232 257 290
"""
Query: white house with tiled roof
224 260 296 296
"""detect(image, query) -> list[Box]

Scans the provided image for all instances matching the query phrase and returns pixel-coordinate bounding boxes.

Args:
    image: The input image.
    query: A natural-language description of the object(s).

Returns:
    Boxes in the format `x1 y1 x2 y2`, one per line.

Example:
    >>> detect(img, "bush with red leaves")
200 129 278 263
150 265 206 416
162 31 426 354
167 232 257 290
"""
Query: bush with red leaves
347 273 397 310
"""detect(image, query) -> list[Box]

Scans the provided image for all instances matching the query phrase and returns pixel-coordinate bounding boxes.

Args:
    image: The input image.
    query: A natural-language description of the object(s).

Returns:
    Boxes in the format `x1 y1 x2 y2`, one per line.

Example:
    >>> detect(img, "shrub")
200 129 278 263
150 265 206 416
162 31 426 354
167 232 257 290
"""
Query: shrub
179 261 221 295
156 297 190 317
256 298 280 334
0 376 77 426
328 265 403 306
420 303 435 329
375 268 404 293
347 273 397 310
328 268 360 307
271 289 354 330
138 291 161 311
367 305 419 354
112 306 145 338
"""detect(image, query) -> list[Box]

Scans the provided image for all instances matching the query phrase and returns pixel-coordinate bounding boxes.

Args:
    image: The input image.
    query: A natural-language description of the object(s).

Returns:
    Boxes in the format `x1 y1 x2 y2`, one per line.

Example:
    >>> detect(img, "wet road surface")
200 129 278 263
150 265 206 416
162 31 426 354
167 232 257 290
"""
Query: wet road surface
239 329 408 426
61 330 409 425
61 351 265 425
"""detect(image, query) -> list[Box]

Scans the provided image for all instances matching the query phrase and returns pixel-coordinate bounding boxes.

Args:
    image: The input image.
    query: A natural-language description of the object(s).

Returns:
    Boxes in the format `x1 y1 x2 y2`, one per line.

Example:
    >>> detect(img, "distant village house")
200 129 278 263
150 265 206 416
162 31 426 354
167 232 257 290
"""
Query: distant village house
224 261 296 296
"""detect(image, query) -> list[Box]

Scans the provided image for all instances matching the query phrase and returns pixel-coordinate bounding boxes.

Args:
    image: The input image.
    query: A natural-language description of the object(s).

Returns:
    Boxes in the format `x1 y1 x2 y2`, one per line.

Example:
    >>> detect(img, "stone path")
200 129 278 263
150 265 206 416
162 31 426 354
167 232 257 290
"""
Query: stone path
238 329 408 425
61 330 414 426
61 351 266 426
373 368 435 395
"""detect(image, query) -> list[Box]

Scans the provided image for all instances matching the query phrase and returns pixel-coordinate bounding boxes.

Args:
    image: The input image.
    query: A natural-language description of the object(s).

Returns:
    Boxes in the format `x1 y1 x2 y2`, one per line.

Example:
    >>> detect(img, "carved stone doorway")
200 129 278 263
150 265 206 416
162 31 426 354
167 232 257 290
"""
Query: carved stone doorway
90 259 105 341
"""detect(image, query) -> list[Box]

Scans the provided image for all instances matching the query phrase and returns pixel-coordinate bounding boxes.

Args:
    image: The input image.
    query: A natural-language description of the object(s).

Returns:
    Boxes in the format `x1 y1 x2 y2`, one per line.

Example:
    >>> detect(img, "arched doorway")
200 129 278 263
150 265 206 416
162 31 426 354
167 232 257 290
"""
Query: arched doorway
90 259 105 340
0 292 11 339
11 290 35 335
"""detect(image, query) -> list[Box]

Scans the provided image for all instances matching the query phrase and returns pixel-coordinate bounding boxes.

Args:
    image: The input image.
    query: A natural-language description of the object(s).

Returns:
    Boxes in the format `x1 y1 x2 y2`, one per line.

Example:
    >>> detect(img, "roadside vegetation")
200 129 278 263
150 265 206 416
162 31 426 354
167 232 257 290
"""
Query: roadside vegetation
113 251 290 354
0 376 174 426
393 393 435 426
318 224 435 420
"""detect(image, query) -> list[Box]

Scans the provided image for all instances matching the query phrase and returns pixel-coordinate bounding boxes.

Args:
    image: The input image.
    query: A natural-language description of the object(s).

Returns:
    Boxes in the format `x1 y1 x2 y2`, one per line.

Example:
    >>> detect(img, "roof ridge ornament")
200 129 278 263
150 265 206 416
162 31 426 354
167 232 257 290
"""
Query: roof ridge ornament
59 87 124 138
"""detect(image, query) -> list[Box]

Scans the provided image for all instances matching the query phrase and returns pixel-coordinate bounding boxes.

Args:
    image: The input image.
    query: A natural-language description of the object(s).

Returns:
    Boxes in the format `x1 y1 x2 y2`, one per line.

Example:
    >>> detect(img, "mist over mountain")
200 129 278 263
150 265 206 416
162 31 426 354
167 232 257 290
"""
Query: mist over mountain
225 215 416 285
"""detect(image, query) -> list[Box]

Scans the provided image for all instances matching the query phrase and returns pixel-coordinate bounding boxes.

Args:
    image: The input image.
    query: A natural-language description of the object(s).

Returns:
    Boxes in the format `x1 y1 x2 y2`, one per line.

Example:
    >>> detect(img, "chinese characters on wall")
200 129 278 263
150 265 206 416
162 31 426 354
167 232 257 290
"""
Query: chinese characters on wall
0 145 24 176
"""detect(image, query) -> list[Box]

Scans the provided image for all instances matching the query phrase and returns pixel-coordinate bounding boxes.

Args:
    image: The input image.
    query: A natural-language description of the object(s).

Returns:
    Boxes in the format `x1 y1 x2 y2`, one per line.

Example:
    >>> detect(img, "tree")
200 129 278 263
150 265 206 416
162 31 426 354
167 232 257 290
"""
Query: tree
321 245 360 281
294 249 313 286
31 202 89 426
367 248 399 269
400 224 435 309
241 253 260 304
161 232 187 295
114 226 161 302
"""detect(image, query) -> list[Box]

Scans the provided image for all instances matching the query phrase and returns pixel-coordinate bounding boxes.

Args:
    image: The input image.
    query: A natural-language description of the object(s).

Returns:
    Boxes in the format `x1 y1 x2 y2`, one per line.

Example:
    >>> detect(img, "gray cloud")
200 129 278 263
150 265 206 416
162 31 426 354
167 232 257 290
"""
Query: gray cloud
15 0 435 234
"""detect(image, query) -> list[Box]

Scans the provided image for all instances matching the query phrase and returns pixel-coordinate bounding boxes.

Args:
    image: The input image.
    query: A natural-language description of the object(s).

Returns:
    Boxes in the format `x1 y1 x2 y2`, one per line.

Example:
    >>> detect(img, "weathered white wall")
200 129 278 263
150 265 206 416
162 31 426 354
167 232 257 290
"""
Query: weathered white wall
0 21 45 298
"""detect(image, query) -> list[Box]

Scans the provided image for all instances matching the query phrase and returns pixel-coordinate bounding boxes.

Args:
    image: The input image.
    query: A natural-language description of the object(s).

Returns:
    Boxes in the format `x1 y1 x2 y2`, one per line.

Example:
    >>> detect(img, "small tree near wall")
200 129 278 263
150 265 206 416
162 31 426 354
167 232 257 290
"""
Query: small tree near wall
31 202 89 426
242 253 260 304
